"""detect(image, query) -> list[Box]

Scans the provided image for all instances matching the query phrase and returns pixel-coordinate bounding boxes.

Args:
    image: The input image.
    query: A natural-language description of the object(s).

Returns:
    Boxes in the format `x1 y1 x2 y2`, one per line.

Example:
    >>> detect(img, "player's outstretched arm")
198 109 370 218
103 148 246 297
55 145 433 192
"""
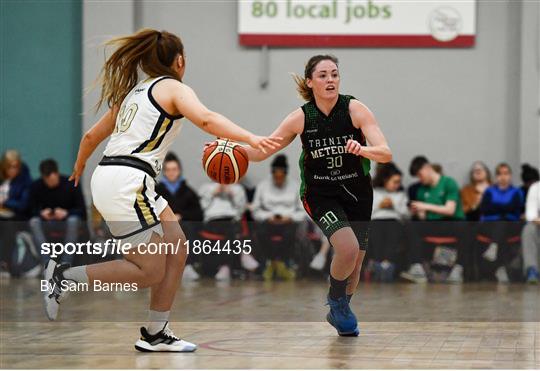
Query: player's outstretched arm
171 82 281 153
244 108 304 162
347 99 392 163
69 107 118 186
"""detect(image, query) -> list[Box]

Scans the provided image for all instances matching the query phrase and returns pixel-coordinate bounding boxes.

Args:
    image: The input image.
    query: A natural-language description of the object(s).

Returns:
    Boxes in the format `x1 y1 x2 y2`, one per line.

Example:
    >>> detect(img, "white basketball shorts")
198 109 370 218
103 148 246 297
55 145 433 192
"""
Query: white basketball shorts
91 165 167 246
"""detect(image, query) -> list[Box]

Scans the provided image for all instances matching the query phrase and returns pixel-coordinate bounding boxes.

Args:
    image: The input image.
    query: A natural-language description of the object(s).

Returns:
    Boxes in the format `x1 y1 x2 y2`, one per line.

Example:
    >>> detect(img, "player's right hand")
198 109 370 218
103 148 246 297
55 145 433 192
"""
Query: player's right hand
202 141 214 152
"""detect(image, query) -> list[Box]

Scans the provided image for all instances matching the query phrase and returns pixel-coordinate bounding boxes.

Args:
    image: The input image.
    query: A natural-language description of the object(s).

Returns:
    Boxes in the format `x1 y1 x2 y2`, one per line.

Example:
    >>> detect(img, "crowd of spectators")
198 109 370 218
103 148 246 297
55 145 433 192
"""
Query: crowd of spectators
0 148 538 285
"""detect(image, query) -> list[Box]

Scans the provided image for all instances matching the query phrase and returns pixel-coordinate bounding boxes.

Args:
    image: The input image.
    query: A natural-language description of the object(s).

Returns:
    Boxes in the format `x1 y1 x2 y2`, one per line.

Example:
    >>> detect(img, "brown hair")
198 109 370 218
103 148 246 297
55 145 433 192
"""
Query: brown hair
96 28 185 110
293 54 338 101
372 162 402 188
496 162 512 175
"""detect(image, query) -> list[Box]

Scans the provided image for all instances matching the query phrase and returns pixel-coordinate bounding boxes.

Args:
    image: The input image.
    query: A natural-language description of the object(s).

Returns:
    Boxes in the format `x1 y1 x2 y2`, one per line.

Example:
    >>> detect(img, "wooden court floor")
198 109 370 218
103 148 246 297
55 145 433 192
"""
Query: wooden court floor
1 278 539 369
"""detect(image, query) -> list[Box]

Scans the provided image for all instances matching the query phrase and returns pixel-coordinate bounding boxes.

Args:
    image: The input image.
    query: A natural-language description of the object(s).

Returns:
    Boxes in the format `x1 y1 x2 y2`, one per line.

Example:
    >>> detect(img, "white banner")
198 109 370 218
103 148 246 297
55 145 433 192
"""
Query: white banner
238 0 476 47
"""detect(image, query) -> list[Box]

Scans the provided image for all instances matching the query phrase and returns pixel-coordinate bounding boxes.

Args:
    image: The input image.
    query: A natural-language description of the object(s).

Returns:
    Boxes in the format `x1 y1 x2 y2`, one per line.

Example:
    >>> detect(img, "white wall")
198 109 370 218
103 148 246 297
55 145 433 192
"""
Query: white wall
82 0 539 199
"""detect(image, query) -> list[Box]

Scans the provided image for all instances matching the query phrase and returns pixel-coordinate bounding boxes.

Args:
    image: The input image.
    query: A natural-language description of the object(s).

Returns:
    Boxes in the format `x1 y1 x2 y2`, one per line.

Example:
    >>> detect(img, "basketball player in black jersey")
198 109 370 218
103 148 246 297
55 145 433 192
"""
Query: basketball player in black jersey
245 55 392 336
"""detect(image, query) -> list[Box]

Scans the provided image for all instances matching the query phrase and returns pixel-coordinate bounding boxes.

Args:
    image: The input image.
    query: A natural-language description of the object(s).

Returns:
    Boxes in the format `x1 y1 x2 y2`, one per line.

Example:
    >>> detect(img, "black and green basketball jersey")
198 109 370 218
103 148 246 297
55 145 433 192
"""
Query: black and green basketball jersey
299 94 371 196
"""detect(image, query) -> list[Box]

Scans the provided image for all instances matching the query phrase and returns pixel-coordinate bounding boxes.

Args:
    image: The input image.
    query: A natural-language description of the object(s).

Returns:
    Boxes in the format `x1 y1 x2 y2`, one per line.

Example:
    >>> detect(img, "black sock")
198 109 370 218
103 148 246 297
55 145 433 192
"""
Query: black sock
329 275 347 300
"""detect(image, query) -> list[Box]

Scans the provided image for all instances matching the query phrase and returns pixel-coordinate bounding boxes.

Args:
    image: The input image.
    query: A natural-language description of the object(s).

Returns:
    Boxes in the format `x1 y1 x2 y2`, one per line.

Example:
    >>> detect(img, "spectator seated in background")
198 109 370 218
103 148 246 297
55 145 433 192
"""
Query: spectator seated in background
0 149 32 276
405 159 441 221
198 182 247 281
251 155 305 281
461 161 491 222
368 162 409 282
308 223 331 273
156 153 203 281
522 180 540 283
520 163 539 201
400 155 466 284
477 163 524 283
28 159 86 267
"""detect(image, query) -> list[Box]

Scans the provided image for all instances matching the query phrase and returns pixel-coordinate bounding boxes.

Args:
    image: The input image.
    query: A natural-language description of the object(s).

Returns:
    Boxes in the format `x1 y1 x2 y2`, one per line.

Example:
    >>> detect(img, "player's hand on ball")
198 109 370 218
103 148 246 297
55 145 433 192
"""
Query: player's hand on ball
248 135 282 154
202 141 213 151
345 139 363 156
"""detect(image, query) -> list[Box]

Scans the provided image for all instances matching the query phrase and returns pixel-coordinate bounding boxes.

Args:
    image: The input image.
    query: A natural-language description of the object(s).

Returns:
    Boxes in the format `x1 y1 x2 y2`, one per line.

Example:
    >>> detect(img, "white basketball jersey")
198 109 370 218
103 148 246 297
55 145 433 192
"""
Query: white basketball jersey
103 76 183 175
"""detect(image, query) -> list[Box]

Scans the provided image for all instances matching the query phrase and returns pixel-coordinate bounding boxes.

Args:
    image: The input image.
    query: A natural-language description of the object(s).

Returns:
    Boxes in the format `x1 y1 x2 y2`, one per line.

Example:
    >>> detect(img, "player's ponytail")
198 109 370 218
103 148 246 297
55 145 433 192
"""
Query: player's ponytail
96 28 185 110
293 54 339 102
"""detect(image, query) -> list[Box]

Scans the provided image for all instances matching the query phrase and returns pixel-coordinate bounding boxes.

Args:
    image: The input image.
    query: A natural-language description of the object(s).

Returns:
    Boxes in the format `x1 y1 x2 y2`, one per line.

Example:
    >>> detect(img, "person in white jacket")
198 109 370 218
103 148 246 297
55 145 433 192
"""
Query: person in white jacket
251 155 305 280
370 163 409 281
522 180 540 283
198 183 247 280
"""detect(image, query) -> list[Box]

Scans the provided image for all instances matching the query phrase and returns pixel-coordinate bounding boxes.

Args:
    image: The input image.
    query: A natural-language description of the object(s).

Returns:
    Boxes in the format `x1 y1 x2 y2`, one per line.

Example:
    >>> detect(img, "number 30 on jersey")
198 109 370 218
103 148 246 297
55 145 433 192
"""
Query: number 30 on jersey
326 155 343 169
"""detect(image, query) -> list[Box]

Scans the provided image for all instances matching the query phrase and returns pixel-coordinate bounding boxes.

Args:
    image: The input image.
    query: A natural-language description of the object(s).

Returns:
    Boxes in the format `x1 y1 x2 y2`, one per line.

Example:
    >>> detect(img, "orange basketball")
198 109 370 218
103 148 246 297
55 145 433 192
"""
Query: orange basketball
202 139 249 184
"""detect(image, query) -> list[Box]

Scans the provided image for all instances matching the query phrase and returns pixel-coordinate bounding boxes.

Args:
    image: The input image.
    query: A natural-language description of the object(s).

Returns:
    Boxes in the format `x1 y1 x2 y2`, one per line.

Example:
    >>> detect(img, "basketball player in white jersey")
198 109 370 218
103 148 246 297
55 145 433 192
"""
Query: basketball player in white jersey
43 28 281 352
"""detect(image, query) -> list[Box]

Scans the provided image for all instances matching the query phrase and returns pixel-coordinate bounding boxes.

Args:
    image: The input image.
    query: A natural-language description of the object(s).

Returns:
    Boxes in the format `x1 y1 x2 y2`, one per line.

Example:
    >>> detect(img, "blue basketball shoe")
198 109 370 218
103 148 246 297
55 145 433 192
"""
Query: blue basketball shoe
326 295 359 336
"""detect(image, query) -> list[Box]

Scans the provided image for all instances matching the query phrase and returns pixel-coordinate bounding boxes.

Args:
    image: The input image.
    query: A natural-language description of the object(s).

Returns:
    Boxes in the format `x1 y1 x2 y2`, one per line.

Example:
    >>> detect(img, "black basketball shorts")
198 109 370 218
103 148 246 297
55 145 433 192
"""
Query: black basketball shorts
301 183 373 250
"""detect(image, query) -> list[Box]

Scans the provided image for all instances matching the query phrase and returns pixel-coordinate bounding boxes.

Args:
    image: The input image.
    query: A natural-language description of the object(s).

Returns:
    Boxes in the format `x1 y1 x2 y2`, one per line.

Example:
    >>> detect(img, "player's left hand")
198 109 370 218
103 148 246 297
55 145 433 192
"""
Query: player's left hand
345 139 363 156
69 161 85 187
248 135 283 154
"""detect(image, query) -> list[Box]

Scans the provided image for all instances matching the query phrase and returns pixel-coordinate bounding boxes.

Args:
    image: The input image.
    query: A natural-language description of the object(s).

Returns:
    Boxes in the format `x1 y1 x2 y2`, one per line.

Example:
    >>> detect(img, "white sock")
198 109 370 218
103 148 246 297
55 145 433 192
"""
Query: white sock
147 310 170 335
63 266 89 284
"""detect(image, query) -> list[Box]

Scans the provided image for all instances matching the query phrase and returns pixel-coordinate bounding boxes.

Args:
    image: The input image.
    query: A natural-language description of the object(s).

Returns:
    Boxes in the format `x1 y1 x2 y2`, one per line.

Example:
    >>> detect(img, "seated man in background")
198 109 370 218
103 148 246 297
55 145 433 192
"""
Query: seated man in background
156 153 203 281
0 149 32 276
401 156 466 283
252 155 305 281
522 180 540 283
198 182 248 281
478 163 524 283
28 159 86 267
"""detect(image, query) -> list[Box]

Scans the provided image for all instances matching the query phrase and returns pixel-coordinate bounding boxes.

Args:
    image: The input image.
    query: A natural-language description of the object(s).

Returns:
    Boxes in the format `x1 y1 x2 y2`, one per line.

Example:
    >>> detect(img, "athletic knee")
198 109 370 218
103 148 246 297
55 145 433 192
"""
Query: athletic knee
335 243 359 262
140 258 166 285
145 265 166 286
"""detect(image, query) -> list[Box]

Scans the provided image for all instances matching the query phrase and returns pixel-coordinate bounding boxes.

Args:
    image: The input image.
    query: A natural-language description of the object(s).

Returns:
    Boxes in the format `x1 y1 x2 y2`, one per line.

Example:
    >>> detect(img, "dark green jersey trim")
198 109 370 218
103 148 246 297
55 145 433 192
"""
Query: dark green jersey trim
299 149 306 197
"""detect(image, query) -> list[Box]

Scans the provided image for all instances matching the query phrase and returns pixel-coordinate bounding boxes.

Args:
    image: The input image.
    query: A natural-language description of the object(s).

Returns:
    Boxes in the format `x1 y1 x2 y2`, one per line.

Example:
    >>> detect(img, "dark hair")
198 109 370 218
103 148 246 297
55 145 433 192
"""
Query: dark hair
164 152 181 168
271 154 288 173
372 162 402 188
96 28 185 110
39 159 58 177
293 54 339 101
495 162 511 175
521 163 539 184
409 155 429 177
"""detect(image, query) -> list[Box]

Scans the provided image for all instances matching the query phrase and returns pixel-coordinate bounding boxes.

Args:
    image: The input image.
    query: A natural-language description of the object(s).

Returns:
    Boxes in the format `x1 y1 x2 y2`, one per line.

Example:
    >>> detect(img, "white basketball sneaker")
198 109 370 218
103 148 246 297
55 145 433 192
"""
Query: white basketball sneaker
447 264 464 284
495 266 509 283
309 252 327 271
240 253 259 271
135 322 197 352
400 263 428 283
215 265 231 281
182 264 200 281
43 260 71 321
